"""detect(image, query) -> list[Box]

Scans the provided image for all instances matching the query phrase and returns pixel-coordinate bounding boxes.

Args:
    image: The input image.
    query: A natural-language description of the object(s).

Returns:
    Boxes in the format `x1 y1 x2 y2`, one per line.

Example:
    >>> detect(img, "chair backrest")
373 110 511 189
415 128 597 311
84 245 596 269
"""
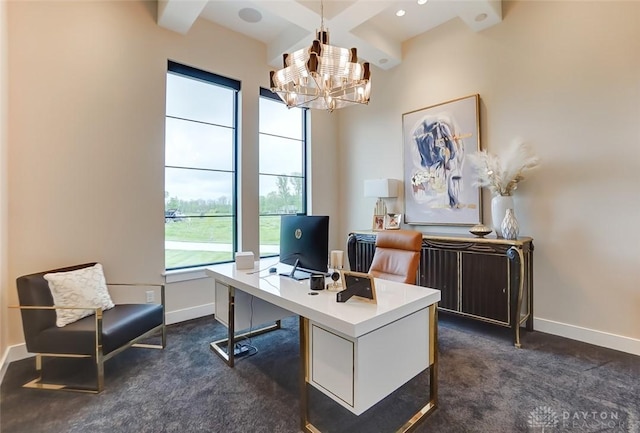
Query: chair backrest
368 230 422 284
16 263 97 352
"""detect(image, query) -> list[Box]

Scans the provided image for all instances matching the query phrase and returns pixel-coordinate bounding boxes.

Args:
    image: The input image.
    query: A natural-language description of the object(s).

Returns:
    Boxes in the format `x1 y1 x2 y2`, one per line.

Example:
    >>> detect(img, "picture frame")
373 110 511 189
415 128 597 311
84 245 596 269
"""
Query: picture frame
372 215 385 231
337 271 377 304
384 213 402 230
402 94 482 226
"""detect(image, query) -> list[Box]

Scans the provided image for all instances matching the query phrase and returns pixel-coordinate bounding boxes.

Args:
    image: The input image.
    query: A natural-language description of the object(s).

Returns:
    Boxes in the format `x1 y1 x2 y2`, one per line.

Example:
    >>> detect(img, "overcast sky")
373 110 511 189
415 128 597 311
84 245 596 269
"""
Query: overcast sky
165 74 304 202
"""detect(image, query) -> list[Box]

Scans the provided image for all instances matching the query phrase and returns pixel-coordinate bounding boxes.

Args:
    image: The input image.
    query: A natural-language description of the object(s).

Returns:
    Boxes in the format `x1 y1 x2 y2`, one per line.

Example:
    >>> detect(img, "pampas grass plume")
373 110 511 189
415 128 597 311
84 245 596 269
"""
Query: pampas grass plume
468 140 540 196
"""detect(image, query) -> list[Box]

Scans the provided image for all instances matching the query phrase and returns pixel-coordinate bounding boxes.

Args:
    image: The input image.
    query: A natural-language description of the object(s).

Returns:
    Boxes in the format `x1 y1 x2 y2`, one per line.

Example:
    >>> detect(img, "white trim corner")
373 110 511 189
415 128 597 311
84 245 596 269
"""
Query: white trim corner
0 343 31 385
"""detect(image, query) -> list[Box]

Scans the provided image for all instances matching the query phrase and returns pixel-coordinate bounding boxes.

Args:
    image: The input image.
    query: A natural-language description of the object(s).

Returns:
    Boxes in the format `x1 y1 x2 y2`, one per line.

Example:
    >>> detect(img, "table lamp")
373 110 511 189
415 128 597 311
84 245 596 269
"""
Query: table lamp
364 179 398 217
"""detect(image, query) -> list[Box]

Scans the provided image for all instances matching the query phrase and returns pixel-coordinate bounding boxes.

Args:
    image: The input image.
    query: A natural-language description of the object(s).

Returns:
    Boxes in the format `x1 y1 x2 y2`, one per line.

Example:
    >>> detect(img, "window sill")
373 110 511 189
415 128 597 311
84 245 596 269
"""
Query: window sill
164 266 212 284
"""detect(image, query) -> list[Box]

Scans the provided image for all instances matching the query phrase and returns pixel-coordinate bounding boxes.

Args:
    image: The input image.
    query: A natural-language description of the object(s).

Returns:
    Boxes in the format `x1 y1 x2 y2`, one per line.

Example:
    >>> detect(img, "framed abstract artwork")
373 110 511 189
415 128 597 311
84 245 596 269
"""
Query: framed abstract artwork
402 94 482 226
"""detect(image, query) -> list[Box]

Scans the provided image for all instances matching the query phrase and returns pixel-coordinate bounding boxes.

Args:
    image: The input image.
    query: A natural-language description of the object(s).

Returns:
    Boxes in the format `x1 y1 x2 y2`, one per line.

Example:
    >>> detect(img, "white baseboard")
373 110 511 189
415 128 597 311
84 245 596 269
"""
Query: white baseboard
0 343 31 384
534 317 640 356
165 302 215 325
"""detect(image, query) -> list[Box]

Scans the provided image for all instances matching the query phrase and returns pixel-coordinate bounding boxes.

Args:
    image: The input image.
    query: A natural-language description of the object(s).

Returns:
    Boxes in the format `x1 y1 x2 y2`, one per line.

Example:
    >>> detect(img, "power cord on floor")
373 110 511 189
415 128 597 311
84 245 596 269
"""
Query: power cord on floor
232 342 258 358
232 293 259 360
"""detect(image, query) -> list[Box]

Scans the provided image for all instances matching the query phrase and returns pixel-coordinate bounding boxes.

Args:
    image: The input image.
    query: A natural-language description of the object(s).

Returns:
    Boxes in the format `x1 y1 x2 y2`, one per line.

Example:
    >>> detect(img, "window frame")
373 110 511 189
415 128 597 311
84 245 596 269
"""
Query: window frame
258 87 308 258
164 61 239 271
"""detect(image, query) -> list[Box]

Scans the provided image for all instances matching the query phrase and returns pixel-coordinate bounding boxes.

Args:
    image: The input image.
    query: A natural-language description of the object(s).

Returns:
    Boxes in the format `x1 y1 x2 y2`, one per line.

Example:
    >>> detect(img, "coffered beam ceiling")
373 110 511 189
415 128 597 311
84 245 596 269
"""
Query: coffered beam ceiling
157 0 502 70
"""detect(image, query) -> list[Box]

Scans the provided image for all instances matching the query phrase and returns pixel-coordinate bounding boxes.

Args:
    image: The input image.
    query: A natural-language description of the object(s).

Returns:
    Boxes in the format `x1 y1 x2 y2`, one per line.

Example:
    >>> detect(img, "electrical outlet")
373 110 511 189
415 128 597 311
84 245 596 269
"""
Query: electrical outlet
145 290 155 303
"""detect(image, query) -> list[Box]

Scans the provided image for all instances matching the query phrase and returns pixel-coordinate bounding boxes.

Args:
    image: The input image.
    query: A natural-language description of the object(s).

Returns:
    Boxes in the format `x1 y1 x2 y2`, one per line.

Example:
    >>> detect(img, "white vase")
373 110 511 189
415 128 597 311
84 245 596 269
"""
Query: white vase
491 195 514 238
501 208 520 240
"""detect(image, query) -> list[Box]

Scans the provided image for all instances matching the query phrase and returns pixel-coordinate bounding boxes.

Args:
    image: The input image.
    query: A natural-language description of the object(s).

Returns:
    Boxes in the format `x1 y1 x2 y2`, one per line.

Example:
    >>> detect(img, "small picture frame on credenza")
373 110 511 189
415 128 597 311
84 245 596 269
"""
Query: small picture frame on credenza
384 213 402 230
372 215 385 231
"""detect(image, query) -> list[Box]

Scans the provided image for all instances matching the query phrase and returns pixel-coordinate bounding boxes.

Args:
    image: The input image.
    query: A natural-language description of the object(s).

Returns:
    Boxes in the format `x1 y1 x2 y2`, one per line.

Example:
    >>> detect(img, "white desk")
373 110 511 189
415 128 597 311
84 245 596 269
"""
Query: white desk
205 260 441 433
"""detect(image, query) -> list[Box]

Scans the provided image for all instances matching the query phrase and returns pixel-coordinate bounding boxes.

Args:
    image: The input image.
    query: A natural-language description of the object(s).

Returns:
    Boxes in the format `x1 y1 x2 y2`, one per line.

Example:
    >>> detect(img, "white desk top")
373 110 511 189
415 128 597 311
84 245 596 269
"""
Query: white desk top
205 260 441 338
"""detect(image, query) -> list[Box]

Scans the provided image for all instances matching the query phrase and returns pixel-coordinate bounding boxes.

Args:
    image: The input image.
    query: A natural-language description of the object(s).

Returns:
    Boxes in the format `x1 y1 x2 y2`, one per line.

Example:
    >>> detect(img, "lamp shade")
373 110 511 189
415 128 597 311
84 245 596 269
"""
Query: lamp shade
364 179 398 198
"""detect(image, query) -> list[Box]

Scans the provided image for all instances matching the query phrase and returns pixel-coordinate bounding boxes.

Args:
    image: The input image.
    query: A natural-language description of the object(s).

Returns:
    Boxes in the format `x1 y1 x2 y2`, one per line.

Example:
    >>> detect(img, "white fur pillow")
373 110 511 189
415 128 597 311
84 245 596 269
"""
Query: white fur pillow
44 263 115 327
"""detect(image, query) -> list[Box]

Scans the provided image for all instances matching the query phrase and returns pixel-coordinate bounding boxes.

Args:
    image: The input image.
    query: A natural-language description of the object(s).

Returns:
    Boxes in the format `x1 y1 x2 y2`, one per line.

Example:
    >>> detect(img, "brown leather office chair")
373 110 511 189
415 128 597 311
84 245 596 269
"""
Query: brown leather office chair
368 230 422 284
15 263 166 393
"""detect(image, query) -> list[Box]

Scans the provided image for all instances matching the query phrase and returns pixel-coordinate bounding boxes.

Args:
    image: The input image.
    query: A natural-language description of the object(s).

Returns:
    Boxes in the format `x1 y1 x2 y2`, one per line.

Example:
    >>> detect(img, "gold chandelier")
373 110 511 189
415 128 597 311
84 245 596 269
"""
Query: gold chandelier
269 1 371 112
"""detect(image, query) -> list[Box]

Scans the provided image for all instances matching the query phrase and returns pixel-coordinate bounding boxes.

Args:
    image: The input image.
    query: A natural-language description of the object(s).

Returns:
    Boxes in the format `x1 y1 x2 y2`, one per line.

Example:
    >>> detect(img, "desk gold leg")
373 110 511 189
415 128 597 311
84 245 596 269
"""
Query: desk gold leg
210 285 282 367
396 303 438 433
299 316 321 433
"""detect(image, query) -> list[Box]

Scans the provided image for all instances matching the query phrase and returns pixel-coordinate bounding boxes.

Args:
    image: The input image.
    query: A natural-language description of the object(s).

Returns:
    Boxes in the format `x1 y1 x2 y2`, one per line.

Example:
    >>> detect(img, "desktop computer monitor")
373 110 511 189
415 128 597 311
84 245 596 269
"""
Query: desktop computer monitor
279 215 329 280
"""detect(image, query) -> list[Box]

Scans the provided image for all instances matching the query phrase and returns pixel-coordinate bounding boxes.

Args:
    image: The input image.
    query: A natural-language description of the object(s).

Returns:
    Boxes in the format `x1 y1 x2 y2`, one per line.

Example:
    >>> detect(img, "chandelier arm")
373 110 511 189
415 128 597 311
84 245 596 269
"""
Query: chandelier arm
309 72 322 93
330 97 369 104
285 89 321 97
326 85 369 97
287 95 322 109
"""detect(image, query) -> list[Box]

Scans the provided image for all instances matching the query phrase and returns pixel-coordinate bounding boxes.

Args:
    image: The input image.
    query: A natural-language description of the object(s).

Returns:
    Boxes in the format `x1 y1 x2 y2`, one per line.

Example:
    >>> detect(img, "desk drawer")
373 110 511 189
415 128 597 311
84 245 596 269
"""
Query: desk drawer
310 325 354 407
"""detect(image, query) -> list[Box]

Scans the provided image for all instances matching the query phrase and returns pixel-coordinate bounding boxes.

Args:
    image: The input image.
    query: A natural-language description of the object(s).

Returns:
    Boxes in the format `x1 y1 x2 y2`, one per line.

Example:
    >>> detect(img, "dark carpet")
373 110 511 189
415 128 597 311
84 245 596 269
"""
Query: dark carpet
1 313 639 433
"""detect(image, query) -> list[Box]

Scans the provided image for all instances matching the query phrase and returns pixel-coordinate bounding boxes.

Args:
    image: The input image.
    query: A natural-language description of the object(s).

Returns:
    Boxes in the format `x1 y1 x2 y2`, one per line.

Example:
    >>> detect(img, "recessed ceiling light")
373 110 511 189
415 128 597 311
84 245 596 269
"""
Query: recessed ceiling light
475 13 488 22
396 9 406 17
417 0 428 5
238 7 262 23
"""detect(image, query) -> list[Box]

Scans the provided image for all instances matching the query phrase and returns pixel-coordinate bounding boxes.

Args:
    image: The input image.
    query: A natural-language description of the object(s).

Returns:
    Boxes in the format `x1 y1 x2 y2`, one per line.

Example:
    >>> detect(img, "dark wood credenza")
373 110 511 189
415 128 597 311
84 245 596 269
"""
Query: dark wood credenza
347 232 534 347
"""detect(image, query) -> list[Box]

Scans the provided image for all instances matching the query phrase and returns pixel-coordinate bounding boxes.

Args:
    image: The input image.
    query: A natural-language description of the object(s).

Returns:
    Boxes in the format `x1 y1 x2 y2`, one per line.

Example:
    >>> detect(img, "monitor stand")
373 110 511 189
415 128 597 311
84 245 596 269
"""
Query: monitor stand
279 259 312 281
282 270 312 281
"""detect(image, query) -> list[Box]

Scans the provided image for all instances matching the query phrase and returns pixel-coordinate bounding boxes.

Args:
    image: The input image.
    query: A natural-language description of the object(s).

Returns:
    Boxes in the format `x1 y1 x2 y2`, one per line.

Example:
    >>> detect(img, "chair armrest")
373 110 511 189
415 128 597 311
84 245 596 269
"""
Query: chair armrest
107 283 164 287
10 305 103 312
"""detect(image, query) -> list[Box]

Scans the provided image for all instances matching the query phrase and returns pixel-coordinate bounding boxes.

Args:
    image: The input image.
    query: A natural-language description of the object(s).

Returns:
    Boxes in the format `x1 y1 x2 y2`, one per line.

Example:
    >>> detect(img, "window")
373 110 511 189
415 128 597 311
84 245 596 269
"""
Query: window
258 88 308 257
164 61 239 270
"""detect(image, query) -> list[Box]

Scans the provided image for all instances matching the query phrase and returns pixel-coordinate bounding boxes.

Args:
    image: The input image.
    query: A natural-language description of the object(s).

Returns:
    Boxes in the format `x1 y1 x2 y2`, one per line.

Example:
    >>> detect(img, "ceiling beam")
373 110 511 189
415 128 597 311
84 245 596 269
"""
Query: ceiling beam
454 0 502 32
258 0 320 31
157 0 208 34
263 0 401 70
157 0 502 71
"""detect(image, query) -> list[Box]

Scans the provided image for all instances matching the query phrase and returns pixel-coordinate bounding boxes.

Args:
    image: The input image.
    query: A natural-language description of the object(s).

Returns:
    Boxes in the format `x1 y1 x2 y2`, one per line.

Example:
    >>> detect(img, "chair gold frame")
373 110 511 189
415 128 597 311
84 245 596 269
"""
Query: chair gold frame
11 283 166 394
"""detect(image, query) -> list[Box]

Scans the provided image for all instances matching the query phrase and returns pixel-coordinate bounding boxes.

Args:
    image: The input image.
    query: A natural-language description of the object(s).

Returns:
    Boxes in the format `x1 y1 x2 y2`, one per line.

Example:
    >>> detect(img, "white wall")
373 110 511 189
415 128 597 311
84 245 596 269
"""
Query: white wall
1 0 10 367
338 0 640 352
5 1 340 348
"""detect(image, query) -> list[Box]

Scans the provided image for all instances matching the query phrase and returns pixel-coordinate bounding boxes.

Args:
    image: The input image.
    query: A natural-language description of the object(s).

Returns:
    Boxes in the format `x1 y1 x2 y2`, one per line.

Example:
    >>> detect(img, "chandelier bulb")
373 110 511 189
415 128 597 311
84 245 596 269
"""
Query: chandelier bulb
310 39 322 56
350 48 358 63
269 71 276 89
363 63 371 81
316 30 329 45
307 53 319 74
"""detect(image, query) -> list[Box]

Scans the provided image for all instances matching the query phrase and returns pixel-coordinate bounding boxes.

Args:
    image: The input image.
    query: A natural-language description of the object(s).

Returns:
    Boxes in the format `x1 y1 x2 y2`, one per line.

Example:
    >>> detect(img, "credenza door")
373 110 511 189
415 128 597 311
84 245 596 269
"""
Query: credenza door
460 252 509 324
420 248 458 311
